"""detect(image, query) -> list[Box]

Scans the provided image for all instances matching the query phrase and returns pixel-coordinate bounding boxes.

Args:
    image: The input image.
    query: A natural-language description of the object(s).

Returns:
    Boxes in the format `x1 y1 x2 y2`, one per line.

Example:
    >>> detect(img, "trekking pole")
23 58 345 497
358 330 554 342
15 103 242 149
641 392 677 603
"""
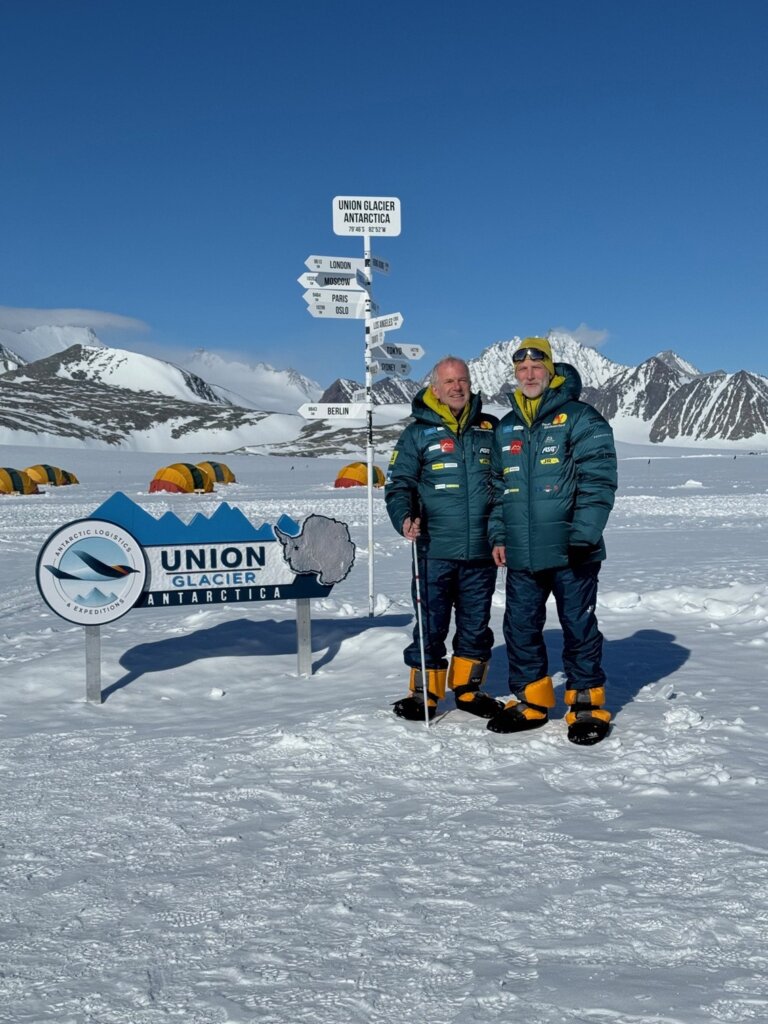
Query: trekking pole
412 539 431 729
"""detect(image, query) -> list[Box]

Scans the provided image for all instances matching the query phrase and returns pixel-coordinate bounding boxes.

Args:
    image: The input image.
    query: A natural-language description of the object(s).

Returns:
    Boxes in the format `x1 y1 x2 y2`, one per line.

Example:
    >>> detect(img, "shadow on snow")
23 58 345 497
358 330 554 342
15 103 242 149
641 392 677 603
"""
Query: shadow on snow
103 613 413 701
484 628 690 719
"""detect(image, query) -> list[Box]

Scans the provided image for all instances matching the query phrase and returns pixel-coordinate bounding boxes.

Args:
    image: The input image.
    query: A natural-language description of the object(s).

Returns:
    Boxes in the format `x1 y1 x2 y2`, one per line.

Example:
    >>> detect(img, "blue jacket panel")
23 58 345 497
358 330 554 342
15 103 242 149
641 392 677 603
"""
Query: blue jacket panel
385 390 498 560
488 364 617 571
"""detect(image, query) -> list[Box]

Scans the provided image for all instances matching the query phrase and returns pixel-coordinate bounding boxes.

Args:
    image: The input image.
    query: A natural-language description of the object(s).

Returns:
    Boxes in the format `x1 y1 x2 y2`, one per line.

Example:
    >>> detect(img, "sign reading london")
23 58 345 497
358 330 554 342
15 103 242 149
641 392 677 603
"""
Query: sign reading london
332 196 401 236
36 492 356 625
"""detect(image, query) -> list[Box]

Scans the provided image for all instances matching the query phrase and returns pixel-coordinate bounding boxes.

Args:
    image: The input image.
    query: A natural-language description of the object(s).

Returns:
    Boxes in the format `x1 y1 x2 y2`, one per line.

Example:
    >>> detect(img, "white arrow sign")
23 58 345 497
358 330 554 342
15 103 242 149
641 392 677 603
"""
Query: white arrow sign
304 289 370 319
332 196 401 237
370 341 425 361
367 312 403 333
297 271 366 291
298 402 368 420
369 359 411 378
369 254 390 275
305 254 365 274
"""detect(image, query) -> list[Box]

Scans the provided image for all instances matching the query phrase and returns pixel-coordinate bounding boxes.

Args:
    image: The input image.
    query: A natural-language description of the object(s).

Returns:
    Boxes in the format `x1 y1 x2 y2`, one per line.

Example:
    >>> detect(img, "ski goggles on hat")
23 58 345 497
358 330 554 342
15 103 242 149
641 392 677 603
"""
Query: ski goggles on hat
512 347 548 363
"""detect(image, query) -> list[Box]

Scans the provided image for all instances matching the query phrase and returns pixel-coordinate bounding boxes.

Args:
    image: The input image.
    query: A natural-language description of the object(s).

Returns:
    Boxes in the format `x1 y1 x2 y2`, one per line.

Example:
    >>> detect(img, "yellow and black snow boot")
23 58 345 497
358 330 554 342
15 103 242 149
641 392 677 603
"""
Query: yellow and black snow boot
448 656 501 719
565 686 611 745
486 676 556 734
392 667 447 721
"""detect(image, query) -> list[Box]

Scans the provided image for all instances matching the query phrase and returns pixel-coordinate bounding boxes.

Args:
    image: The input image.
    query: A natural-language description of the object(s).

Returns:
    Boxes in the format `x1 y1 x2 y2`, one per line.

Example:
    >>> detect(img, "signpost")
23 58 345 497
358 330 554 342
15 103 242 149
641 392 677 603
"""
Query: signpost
303 289 370 319
367 359 411 378
297 271 363 290
332 196 401 237
367 312 403 333
305 254 365 274
369 341 425 361
298 402 367 420
299 195 418 616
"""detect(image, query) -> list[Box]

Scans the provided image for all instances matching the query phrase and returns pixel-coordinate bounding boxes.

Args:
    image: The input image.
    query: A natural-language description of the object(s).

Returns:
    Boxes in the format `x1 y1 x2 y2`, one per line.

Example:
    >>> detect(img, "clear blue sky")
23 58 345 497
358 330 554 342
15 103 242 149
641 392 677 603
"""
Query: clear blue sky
1 0 766 385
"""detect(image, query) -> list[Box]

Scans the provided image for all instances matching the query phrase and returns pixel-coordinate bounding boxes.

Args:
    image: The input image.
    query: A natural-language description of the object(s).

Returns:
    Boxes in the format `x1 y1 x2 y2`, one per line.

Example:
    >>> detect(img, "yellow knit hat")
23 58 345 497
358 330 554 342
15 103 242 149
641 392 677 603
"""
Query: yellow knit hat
513 337 556 379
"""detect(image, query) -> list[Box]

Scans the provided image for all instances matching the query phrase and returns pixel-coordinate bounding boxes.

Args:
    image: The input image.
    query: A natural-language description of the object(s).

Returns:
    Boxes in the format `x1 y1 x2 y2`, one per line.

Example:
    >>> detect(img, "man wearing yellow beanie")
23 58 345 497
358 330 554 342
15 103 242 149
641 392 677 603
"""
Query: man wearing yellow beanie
487 337 618 744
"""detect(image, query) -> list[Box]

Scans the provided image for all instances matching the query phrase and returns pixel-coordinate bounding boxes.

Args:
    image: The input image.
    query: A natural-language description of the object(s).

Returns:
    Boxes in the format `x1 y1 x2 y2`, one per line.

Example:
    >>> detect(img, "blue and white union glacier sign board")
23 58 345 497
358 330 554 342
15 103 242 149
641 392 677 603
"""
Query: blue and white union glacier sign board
36 492 356 626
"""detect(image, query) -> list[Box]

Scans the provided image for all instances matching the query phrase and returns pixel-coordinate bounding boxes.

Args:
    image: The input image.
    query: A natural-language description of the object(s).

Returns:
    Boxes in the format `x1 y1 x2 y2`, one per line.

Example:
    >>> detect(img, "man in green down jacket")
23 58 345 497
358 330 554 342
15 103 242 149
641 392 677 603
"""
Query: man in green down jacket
487 337 617 744
385 356 500 721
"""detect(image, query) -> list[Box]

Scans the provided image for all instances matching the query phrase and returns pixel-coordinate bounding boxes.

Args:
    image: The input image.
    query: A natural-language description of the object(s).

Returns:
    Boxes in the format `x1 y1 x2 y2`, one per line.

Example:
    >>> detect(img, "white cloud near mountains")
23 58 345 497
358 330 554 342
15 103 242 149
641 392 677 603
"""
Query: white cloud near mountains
552 322 609 348
0 305 148 333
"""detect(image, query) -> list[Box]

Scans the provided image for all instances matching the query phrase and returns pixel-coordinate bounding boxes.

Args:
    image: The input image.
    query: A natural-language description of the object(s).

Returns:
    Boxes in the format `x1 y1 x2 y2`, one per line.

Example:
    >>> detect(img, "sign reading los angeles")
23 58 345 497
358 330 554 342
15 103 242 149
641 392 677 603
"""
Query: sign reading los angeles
36 492 356 626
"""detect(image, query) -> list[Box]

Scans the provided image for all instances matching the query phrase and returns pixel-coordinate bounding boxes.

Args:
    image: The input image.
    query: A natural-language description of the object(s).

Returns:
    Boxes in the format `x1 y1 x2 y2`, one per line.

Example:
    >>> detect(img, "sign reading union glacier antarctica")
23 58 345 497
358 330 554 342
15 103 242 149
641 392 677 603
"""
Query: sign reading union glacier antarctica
36 492 356 626
332 196 401 236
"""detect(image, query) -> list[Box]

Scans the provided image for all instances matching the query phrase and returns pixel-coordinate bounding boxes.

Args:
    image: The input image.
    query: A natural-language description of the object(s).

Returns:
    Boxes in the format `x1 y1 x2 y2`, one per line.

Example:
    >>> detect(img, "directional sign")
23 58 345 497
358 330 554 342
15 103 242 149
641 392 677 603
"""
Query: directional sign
369 359 411 378
298 402 368 420
332 196 401 237
305 254 365 274
369 341 425 361
367 312 403 333
304 289 369 319
369 254 390 275
297 271 366 291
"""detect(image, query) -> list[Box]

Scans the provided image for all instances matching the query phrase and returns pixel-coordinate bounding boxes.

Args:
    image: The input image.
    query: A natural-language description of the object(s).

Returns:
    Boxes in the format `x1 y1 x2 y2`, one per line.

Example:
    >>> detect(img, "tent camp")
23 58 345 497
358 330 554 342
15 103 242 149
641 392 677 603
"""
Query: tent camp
24 464 79 486
197 460 236 485
334 462 386 488
0 468 40 495
149 463 214 494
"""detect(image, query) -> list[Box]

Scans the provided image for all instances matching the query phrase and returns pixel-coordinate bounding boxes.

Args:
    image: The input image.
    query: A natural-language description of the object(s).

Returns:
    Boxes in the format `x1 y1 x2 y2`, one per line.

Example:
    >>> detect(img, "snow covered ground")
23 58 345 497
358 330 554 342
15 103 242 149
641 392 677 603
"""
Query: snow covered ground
1 442 767 1024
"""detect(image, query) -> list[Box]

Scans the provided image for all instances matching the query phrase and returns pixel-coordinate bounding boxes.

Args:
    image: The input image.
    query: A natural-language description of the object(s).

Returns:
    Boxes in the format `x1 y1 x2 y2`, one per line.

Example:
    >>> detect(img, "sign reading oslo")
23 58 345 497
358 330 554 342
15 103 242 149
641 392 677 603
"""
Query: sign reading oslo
332 196 401 237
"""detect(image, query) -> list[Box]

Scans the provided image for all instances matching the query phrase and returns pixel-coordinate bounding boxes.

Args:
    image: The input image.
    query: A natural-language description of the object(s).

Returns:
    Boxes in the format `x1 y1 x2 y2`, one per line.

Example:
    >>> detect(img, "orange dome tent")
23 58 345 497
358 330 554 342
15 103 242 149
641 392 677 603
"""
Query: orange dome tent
0 468 40 495
197 460 236 484
334 462 385 488
149 463 214 494
24 463 79 486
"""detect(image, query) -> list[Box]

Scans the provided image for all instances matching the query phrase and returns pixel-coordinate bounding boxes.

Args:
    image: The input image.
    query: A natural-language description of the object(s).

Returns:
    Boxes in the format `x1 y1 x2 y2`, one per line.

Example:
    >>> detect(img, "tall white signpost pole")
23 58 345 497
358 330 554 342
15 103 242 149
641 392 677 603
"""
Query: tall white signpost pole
298 196 402 616
331 195 401 616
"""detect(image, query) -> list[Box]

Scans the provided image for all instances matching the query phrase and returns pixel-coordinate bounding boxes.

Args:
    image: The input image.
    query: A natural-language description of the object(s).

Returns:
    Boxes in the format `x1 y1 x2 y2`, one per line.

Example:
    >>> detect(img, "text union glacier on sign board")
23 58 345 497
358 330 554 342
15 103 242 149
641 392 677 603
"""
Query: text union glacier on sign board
332 196 401 237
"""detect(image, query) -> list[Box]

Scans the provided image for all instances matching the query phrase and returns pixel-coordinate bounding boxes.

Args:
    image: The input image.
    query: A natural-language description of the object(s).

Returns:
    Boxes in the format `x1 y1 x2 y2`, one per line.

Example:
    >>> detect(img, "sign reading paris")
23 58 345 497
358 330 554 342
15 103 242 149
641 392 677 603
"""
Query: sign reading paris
332 196 401 237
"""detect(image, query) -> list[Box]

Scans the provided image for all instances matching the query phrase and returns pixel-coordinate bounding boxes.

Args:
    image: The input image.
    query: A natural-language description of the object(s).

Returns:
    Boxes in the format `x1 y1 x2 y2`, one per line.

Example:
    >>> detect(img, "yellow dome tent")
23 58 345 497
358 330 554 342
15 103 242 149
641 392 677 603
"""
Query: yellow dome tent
24 463 79 486
149 463 214 494
334 462 385 488
0 468 40 495
197 460 236 484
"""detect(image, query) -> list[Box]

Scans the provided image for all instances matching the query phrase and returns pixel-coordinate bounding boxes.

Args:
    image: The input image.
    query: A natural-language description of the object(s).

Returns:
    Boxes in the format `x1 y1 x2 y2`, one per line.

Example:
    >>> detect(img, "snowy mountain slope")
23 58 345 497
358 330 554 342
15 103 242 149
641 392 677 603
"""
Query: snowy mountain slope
1 327 767 452
467 333 631 401
0 374 305 451
3 343 238 406
181 348 322 413
582 356 691 423
654 349 700 378
320 375 421 405
0 323 102 363
0 341 25 374
650 369 768 443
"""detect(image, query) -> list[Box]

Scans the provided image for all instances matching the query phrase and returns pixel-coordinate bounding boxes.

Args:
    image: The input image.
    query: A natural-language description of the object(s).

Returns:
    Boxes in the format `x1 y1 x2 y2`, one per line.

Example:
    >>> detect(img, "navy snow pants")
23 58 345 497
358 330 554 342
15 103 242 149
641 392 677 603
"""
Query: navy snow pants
404 554 497 670
502 562 606 696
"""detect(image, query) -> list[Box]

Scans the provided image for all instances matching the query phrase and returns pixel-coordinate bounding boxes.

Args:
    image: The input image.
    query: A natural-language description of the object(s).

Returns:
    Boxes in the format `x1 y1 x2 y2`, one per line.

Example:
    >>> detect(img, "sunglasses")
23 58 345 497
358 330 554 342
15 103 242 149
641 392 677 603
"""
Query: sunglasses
512 348 548 363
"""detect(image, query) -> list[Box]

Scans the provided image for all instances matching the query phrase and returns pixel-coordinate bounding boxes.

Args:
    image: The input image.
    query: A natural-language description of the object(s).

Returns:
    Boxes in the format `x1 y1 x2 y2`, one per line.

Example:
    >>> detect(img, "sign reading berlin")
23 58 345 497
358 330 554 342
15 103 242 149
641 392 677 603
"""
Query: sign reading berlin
332 196 401 236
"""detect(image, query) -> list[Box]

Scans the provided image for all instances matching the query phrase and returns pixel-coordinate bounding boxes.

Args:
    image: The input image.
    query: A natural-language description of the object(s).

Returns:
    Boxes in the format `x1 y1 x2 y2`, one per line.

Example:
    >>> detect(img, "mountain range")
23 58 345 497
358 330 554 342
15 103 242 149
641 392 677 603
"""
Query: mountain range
0 325 766 454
